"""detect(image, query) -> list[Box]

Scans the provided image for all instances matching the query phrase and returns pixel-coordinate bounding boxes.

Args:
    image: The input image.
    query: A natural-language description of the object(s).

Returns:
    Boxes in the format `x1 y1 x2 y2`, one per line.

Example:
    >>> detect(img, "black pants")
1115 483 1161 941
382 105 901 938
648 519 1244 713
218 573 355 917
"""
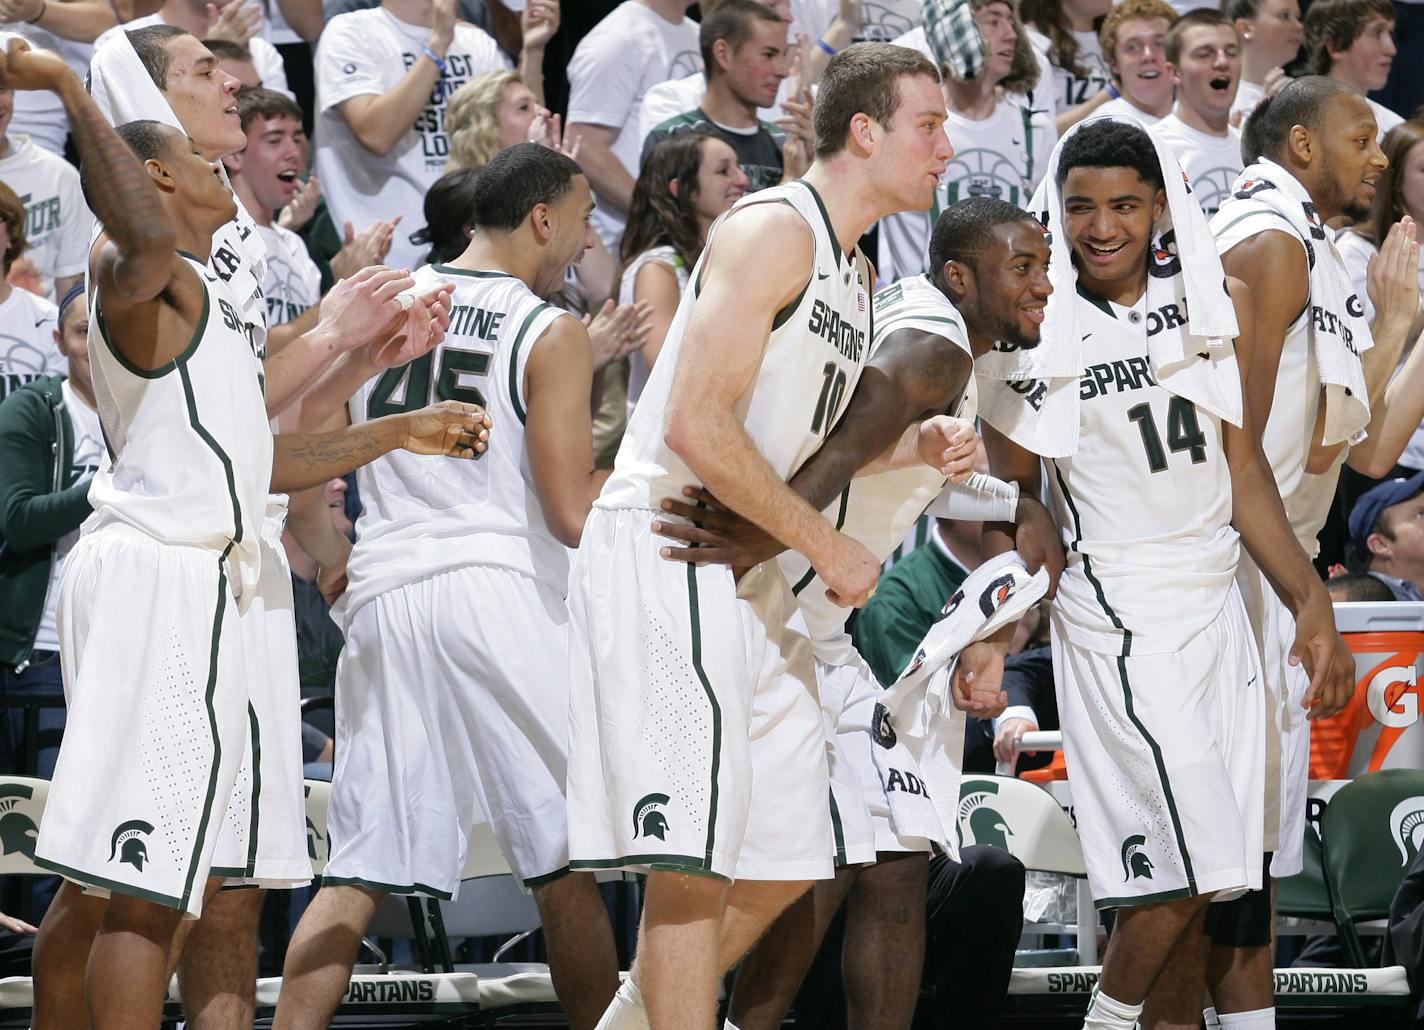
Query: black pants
794 845 1025 1030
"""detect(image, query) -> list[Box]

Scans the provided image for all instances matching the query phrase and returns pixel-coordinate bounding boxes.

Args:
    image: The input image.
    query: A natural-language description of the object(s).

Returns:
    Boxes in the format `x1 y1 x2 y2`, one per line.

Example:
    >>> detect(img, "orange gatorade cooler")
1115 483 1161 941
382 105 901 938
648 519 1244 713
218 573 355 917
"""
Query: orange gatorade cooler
1315 602 1424 778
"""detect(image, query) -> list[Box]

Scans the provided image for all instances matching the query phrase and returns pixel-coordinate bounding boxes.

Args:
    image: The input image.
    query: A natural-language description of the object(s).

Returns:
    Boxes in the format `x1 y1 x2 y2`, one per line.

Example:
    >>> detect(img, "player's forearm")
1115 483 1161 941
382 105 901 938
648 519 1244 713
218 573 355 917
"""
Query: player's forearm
280 349 377 430
33 0 116 42
263 323 348 417
568 134 634 215
56 72 173 282
1228 437 1326 616
271 417 404 492
264 305 323 359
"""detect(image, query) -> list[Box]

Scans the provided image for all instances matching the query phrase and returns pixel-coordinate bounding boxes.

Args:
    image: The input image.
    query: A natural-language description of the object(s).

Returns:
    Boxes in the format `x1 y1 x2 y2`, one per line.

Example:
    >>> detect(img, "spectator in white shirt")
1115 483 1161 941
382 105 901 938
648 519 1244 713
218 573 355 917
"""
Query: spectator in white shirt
0 85 88 301
1096 0 1179 126
1226 0 1302 128
313 0 537 269
565 0 701 251
1304 0 1404 139
1154 9 1245 216
1021 0 1114 134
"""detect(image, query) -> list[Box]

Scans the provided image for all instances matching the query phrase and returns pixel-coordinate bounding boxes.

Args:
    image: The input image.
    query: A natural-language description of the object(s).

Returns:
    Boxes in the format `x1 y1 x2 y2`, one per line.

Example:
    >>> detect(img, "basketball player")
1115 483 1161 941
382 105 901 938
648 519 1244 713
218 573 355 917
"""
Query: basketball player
1187 77 1424 1030
980 118 1353 1030
655 196 1063 1030
0 39 490 1030
273 143 621 1030
564 43 958 1029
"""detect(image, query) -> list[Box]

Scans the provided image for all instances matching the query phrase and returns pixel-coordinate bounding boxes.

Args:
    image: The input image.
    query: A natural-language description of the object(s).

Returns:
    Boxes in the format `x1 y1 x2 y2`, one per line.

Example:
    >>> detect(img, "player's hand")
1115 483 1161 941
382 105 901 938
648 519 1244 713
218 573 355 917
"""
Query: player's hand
1289 595 1355 720
428 0 458 55
521 0 559 51
0 912 37 936
951 641 1008 717
917 414 977 481
815 531 880 608
654 485 785 574
1013 496 1064 599
330 217 400 282
320 266 418 352
317 560 349 607
1367 216 1421 337
0 37 75 93
398 400 491 457
366 283 455 369
0 0 44 25
205 0 260 44
583 298 651 371
277 175 322 233
992 717 1038 766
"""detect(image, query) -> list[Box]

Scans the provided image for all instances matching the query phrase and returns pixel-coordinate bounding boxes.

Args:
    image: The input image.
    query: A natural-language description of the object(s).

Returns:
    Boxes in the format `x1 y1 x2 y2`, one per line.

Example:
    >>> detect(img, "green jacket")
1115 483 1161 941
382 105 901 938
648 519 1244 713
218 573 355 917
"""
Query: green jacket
0 374 94 666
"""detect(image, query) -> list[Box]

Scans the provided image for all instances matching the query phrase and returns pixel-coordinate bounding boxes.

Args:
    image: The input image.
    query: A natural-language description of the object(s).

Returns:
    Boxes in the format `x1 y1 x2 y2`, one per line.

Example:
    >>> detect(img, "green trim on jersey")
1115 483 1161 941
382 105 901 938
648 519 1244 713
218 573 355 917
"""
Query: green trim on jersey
244 702 262 875
1075 283 1116 320
829 788 847 866
430 265 516 280
32 855 187 910
180 556 232 912
792 488 851 596
569 854 732 882
320 874 456 899
1212 208 1298 242
795 178 843 263
179 362 245 546
522 864 571 887
506 302 552 425
1093 886 1194 911
685 563 723 870
94 270 212 381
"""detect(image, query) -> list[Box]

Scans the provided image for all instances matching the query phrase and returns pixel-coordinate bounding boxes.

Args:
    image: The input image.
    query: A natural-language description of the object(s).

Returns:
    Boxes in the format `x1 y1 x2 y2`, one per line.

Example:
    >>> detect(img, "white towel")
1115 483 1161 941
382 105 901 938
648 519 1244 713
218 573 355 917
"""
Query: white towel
978 114 1243 458
1214 158 1373 446
87 29 270 345
871 552 1050 858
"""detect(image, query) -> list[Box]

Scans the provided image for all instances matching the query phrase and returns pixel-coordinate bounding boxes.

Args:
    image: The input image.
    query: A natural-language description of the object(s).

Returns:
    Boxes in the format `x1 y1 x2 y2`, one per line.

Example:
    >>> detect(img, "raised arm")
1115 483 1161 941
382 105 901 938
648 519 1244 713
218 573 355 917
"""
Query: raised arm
1220 276 1354 718
337 0 456 157
1 0 117 42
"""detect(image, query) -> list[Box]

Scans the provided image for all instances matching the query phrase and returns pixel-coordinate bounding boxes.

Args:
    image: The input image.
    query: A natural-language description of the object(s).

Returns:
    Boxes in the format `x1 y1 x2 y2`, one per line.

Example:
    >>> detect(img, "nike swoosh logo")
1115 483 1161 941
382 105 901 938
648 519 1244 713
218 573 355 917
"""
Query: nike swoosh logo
817 271 830 281
1081 332 1093 341
1010 139 1022 145
34 318 49 327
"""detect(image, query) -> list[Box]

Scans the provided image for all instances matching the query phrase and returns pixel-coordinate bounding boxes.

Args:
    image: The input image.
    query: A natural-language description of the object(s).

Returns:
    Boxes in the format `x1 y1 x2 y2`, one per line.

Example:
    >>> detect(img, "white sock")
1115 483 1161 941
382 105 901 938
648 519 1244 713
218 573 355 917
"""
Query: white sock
595 978 650 1030
725 1022 743 1030
1219 1007 1275 1029
1204 1005 1222 1028
1082 988 1144 1030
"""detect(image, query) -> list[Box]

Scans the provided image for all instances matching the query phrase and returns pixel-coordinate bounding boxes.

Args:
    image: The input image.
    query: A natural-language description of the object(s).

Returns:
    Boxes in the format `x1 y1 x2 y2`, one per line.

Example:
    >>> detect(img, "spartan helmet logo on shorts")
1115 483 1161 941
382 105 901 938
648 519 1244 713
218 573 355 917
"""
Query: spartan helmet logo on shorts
109 819 155 872
1121 835 1155 881
1389 797 1424 867
957 781 1013 851
633 794 672 841
0 784 39 860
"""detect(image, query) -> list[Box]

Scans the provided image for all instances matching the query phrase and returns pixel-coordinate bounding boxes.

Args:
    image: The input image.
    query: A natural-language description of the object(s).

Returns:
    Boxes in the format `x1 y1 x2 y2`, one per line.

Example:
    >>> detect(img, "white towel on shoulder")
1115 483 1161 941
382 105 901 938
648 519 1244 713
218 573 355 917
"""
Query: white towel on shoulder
978 114 1243 458
1213 158 1373 445
871 552 1050 858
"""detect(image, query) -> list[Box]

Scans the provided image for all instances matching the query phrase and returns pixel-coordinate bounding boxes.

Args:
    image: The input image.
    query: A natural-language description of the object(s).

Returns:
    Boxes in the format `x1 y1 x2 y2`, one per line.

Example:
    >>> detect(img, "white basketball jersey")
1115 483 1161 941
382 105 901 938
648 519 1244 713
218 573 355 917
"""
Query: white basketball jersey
1212 201 1322 554
1046 288 1238 656
780 275 977 664
600 180 872 512
86 254 273 599
344 264 572 616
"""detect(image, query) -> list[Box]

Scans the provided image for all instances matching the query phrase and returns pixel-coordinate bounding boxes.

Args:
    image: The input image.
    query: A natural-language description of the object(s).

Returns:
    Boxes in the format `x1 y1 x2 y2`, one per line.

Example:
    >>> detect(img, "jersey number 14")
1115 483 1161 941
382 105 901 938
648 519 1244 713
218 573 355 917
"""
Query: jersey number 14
1127 397 1208 473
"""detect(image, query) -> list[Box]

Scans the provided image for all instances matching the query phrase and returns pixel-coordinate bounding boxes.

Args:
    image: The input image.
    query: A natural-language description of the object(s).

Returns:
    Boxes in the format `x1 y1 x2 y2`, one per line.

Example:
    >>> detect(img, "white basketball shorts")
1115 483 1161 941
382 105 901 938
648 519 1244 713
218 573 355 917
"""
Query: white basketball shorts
566 507 834 882
1051 582 1265 909
324 563 572 897
35 526 251 918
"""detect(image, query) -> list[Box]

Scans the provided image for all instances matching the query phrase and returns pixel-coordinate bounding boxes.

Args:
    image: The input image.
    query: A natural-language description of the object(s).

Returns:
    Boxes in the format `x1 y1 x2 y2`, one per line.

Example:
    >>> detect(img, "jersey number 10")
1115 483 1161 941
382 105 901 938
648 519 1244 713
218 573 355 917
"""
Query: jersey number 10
365 347 493 418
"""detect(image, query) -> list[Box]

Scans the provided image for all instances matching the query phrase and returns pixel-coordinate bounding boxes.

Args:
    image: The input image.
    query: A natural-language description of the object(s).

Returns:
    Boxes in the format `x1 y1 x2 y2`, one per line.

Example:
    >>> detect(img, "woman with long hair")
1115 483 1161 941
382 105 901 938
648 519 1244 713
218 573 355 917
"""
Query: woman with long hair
1021 0 1114 134
1338 119 1424 470
619 132 749 407
1225 0 1303 126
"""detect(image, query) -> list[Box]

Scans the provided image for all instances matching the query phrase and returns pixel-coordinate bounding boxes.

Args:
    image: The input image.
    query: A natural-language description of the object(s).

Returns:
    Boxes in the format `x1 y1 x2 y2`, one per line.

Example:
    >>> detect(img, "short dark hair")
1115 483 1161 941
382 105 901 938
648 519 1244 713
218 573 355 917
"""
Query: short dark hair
201 38 252 63
469 142 583 233
1166 7 1235 64
813 43 940 159
929 196 1040 275
80 119 181 212
700 0 781 73
1327 572 1396 601
1239 75 1357 164
0 180 26 273
411 166 481 263
234 86 303 134
1055 118 1164 191
126 24 188 90
1303 0 1395 74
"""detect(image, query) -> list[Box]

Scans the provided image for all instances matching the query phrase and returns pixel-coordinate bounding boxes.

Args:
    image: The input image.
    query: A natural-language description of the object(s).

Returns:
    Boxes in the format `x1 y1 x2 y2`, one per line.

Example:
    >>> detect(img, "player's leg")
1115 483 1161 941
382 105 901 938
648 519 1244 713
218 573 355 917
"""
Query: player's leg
86 892 187 1029
727 867 860 1030
639 870 729 1028
1204 875 1276 1024
1138 903 1212 1030
32 880 105 1030
177 886 266 1030
1094 895 1215 1011
271 883 386 1030
843 851 928 1030
530 872 620 1030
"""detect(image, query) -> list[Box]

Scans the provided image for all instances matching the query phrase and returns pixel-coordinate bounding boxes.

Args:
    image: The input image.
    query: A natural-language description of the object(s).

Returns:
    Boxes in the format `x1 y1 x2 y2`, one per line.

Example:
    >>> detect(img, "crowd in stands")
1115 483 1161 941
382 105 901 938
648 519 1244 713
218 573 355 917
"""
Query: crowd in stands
1 0 1423 1019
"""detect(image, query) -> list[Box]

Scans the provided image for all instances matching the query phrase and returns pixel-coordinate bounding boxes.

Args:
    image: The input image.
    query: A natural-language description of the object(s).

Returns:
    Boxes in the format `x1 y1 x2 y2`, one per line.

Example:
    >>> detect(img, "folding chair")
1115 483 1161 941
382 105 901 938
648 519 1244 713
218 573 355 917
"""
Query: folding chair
1320 768 1424 970
956 774 1098 963
0 776 46 1024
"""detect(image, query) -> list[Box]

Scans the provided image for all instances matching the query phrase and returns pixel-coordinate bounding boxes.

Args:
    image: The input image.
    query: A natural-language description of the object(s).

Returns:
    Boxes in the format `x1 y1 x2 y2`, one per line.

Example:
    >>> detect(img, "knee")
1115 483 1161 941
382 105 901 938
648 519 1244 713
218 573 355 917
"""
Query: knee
961 845 1026 899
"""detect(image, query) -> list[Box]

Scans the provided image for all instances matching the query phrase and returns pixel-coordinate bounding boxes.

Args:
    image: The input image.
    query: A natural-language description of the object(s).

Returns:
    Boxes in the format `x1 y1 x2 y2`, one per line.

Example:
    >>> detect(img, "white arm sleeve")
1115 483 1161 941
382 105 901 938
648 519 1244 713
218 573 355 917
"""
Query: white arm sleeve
923 473 1020 523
